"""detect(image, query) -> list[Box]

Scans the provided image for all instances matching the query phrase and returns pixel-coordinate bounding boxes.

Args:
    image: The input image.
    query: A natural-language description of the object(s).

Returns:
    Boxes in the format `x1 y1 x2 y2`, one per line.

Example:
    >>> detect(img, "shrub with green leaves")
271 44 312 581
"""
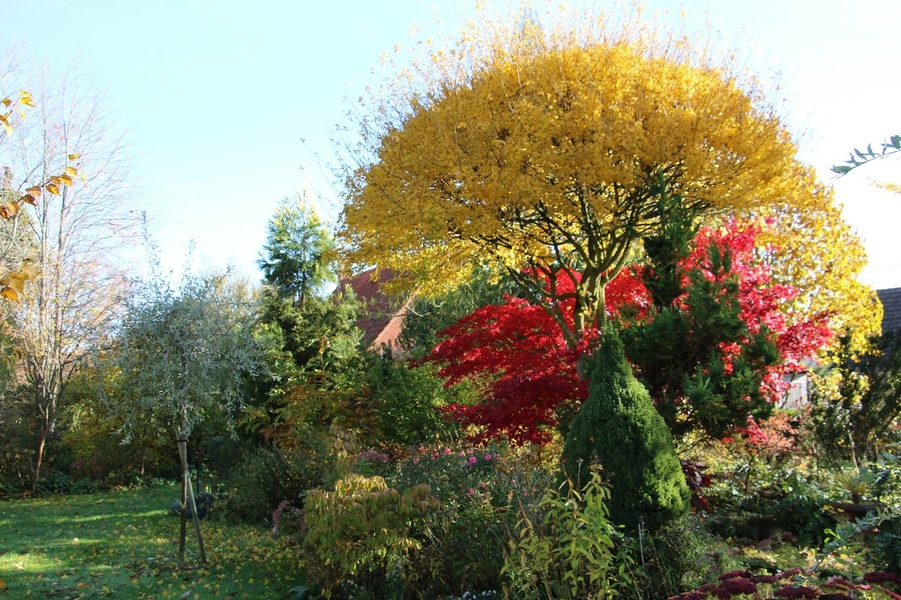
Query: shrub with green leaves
503 468 629 600
366 360 459 447
618 514 719 600
302 474 438 599
563 327 690 531
221 436 336 523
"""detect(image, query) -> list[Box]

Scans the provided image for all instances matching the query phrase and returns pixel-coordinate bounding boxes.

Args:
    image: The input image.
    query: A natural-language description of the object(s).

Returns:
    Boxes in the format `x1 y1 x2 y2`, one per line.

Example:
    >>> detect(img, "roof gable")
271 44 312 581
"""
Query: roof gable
337 268 411 357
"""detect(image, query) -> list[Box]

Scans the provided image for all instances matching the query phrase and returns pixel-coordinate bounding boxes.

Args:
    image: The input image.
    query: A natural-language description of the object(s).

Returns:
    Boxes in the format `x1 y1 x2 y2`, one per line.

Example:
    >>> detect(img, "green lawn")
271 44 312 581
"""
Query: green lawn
0 485 302 599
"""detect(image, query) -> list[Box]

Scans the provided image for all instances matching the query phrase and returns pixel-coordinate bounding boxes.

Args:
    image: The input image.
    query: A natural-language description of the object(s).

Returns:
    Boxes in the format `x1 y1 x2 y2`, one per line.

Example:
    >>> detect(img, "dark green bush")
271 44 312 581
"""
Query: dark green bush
390 444 519 597
705 484 836 546
563 327 690 531
221 437 336 523
618 514 721 600
366 360 457 448
871 515 901 575
34 469 102 495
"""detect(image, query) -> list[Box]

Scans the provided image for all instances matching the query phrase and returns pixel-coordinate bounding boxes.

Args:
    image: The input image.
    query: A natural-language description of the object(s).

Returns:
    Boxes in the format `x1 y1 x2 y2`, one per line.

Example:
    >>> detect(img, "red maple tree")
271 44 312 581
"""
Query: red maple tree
428 220 832 445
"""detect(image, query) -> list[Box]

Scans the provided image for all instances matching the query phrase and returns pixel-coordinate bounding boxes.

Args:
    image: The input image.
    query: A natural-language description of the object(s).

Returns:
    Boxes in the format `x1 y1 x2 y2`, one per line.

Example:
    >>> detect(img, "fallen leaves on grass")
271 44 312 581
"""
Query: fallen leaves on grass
0 485 302 599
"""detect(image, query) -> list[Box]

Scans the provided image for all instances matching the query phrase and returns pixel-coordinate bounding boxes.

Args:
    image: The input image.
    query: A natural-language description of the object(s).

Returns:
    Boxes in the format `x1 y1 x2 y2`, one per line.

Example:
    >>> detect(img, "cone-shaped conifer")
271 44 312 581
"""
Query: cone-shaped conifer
563 327 690 531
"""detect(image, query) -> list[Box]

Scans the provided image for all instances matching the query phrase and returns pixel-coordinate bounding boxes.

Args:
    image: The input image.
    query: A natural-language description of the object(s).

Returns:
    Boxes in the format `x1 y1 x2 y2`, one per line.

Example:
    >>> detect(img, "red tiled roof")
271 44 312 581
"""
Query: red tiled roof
336 268 412 356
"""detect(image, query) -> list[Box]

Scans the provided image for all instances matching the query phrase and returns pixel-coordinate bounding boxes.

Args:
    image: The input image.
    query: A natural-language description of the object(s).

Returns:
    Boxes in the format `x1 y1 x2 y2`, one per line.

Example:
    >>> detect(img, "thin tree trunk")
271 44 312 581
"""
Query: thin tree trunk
177 438 207 566
32 427 49 492
185 472 207 564
178 439 187 568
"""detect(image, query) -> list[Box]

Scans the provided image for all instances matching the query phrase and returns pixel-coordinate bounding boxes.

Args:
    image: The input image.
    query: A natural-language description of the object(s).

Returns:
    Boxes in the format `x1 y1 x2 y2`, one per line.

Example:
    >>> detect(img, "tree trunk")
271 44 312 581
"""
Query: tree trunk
178 455 187 568
177 438 207 566
32 427 49 493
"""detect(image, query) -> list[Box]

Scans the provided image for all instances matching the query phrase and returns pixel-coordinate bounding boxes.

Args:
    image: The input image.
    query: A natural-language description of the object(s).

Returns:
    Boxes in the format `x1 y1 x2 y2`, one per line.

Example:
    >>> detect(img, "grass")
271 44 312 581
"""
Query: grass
0 484 303 599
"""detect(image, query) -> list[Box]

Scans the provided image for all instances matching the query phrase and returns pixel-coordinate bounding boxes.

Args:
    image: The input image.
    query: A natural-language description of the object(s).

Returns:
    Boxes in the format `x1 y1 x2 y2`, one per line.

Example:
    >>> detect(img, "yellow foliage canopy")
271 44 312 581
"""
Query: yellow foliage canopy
757 166 881 349
339 5 874 344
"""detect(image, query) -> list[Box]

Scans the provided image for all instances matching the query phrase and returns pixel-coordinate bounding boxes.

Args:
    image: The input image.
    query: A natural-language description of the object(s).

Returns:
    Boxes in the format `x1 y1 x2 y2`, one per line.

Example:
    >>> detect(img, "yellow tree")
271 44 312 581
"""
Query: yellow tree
756 175 881 353
338 4 874 348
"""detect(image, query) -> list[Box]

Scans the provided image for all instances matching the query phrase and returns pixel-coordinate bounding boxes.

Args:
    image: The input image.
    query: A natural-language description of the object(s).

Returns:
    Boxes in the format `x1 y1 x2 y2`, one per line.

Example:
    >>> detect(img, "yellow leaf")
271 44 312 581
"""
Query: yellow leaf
1 274 26 297
1 287 20 302
20 193 38 206
59 174 73 186
0 202 20 219
45 182 60 196
65 166 78 177
26 186 41 198
1 120 11 136
19 91 34 107
19 262 40 279
1 98 11 108
68 152 81 161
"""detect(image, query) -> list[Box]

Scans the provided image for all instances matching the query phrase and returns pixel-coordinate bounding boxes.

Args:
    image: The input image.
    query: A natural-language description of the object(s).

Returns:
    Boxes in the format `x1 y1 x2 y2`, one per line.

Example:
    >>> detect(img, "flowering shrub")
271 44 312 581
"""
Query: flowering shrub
392 445 503 503
389 444 516 596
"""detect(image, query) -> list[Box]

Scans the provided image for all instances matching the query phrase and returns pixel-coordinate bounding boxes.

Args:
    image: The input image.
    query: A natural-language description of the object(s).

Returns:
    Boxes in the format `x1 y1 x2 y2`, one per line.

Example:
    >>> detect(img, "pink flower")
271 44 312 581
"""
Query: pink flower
413 458 419 464
484 454 492 461
467 456 477 466
467 487 475 496
444 448 452 455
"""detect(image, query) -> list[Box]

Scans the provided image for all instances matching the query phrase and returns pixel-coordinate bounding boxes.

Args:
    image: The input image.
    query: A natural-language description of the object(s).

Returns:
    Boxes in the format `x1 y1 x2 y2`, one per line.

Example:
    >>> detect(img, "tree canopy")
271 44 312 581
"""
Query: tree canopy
338 6 858 347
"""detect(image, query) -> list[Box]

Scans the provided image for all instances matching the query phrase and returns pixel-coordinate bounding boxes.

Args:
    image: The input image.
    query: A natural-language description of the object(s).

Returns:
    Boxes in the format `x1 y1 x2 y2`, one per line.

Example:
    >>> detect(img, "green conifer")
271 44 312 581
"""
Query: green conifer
563 327 690 531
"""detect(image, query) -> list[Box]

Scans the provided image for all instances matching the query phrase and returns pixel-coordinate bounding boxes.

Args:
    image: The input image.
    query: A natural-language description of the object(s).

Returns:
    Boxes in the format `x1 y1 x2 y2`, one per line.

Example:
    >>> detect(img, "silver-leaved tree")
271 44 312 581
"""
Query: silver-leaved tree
110 240 262 566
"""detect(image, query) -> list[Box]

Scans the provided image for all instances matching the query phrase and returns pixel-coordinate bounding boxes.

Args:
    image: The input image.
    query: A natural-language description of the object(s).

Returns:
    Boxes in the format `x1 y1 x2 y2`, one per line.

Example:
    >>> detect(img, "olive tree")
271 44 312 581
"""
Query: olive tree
111 251 262 566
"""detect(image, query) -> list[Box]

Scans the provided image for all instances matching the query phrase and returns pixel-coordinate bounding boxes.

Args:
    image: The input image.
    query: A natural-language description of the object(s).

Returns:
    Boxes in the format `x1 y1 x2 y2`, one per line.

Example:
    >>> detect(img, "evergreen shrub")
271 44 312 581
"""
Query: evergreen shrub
563 326 690 531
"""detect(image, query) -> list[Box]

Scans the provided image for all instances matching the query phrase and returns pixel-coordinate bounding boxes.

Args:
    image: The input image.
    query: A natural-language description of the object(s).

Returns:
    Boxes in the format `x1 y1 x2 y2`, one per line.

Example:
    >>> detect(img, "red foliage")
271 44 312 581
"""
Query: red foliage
428 220 832 445
433 296 589 445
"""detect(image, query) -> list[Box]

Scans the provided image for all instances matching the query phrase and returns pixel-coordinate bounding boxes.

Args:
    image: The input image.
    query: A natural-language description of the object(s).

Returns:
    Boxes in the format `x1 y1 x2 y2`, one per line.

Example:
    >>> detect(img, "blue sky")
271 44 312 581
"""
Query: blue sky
5 0 901 289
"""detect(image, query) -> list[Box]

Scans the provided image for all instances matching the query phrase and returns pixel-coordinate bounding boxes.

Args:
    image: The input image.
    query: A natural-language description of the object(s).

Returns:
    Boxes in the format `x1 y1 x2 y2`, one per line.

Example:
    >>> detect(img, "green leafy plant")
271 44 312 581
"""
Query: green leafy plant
503 468 629 600
221 433 336 523
390 444 516 596
831 134 901 175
